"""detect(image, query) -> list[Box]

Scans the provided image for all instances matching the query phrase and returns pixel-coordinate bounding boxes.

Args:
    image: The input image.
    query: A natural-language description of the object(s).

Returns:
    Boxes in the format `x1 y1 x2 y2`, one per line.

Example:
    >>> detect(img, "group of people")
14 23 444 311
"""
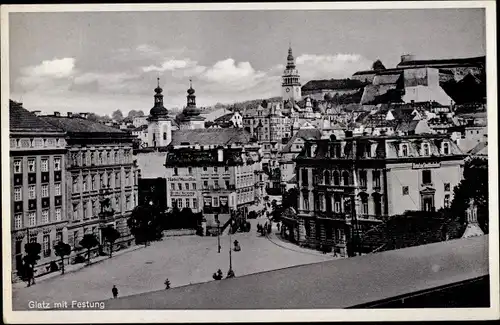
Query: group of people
257 222 272 236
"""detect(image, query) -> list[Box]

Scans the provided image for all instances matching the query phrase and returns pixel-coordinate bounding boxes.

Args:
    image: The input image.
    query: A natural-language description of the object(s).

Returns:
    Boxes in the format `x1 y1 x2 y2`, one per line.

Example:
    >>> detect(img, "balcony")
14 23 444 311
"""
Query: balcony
315 211 347 221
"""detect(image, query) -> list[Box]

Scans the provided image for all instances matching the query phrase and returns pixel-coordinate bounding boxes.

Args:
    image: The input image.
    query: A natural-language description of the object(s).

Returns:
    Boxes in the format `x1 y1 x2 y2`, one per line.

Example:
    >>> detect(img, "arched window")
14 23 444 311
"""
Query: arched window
333 171 340 185
324 170 330 185
422 143 430 156
373 194 382 216
342 171 350 186
442 142 450 155
401 144 408 157
163 132 167 140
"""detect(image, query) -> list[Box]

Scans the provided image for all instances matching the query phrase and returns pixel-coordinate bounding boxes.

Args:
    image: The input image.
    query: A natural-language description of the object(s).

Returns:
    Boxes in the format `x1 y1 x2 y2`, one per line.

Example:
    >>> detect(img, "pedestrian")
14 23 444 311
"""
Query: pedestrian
112 285 118 299
277 222 280 231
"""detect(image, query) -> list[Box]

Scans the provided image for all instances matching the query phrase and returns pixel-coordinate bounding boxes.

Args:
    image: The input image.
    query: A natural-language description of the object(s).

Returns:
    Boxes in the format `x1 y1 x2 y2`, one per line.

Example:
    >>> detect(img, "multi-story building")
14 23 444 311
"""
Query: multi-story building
10 101 68 278
289 130 465 256
279 124 322 192
41 112 139 252
164 128 262 231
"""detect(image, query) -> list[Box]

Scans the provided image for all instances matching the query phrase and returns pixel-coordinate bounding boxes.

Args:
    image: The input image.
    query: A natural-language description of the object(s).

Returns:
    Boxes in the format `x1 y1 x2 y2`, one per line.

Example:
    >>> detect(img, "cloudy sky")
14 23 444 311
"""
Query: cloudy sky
9 8 485 116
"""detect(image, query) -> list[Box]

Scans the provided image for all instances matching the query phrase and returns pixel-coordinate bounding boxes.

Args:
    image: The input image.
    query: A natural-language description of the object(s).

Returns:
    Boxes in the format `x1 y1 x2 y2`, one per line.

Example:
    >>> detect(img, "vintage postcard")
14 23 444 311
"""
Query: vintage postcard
1 1 498 323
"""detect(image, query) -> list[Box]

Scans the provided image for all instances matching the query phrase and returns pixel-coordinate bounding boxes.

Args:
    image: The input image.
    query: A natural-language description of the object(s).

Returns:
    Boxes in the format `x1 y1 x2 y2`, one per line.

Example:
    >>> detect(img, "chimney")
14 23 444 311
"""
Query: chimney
400 54 416 63
67 112 73 118
54 111 61 117
33 110 41 117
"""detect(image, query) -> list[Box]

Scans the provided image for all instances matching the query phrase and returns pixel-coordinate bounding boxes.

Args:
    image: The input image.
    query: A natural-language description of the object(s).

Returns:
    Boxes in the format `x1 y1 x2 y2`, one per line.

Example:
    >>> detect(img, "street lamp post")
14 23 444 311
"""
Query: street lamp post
216 215 221 253
229 229 232 271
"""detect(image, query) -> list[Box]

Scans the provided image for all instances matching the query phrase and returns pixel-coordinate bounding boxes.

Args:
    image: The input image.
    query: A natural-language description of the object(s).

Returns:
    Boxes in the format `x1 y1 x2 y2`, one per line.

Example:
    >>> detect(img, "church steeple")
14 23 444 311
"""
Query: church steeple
186 79 196 108
149 77 168 118
286 43 296 69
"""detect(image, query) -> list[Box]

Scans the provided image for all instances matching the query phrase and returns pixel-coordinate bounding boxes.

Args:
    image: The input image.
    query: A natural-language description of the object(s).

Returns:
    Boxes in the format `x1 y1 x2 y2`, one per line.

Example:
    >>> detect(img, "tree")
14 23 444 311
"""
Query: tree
450 158 489 232
372 59 386 71
53 241 72 274
23 242 41 286
282 188 299 211
100 115 112 123
86 113 100 122
79 234 99 265
128 204 163 246
127 110 145 118
102 226 121 258
112 109 124 122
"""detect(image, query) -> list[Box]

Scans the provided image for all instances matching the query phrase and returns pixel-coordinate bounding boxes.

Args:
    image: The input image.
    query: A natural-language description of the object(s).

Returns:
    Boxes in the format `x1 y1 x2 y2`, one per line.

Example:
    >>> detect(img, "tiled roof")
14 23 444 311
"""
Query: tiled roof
214 112 235 123
282 128 322 153
9 101 64 133
302 79 367 91
42 116 126 134
395 120 420 133
132 125 148 131
169 128 253 146
397 56 485 68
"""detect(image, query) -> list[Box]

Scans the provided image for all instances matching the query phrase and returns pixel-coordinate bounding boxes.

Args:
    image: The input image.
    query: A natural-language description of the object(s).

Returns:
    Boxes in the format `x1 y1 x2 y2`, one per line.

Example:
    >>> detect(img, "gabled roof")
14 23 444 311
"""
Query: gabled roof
281 128 322 153
42 116 126 134
132 125 148 132
214 112 236 123
9 101 64 133
395 120 420 133
169 128 253 147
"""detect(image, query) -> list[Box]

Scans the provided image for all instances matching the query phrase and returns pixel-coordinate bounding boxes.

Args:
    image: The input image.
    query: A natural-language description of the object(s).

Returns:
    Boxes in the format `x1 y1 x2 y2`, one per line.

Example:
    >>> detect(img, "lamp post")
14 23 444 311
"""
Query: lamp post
228 223 233 276
216 214 221 253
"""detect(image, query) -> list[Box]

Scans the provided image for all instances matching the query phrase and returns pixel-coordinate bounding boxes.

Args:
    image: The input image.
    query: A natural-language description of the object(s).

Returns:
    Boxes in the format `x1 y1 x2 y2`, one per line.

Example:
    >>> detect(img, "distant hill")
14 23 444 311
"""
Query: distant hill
203 96 282 113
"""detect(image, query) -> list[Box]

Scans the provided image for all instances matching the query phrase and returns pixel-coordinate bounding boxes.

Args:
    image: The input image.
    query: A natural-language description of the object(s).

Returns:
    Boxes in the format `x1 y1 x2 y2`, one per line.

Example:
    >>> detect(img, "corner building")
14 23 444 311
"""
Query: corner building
10 101 68 279
291 133 465 256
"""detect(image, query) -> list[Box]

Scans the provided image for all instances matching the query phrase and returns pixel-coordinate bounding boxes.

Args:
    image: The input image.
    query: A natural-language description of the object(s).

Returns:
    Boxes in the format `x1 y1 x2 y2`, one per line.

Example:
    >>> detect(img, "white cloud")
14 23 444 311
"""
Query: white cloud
21 58 75 78
296 53 372 80
142 58 200 73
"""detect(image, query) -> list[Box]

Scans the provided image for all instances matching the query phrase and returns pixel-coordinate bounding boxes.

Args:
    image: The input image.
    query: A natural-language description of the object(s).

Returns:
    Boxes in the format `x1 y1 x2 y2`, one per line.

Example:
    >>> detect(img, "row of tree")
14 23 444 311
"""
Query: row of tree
19 226 121 286
86 109 146 123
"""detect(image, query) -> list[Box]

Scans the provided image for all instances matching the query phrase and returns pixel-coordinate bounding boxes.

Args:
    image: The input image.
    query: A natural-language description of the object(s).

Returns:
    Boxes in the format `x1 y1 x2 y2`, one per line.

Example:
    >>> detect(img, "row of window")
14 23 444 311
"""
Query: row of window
13 183 61 201
13 157 62 173
304 221 345 242
72 195 134 219
172 166 231 176
72 172 133 193
171 198 198 210
399 142 450 157
13 208 62 229
12 138 64 149
401 182 451 195
171 182 197 191
70 149 132 167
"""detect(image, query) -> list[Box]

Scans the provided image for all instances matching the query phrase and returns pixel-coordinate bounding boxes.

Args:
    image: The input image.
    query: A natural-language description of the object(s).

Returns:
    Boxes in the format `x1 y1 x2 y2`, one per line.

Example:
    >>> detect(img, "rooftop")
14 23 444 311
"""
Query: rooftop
302 79 367 91
9 101 64 133
41 115 127 134
397 56 485 68
169 128 253 147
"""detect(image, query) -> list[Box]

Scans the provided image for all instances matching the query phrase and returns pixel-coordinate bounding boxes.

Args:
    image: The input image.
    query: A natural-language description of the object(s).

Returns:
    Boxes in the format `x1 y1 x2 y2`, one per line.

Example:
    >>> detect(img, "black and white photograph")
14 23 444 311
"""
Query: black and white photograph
1 1 498 323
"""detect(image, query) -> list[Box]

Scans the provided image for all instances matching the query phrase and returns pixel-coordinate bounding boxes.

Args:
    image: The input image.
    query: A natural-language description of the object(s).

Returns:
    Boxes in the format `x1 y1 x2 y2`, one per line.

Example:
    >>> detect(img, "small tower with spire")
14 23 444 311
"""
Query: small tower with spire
282 43 302 103
147 77 172 148
179 79 205 130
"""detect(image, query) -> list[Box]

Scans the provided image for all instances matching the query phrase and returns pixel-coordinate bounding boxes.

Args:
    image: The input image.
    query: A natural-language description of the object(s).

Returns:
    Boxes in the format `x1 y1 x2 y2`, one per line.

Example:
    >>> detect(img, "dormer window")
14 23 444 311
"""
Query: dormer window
442 142 450 155
422 143 430 156
401 144 409 157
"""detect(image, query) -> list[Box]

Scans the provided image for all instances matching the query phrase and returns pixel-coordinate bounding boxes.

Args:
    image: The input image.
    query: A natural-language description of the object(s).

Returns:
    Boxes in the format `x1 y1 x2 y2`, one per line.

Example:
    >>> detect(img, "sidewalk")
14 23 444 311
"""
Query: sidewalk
12 244 145 289
265 223 343 259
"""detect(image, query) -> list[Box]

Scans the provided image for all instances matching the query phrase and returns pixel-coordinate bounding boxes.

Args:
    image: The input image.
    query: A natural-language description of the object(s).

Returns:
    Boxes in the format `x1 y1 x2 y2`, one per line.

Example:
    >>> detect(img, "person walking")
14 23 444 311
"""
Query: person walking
112 285 118 299
277 222 280 232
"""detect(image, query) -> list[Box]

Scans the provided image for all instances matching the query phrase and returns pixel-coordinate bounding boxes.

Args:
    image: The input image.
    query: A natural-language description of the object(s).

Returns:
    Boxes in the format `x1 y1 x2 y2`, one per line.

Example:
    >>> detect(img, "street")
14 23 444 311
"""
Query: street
12 219 334 310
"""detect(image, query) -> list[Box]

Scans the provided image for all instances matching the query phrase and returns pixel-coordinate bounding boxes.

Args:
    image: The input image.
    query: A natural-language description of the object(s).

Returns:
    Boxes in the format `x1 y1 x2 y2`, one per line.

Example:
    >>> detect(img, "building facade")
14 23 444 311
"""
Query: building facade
41 113 139 253
164 128 262 231
289 132 465 256
10 101 68 279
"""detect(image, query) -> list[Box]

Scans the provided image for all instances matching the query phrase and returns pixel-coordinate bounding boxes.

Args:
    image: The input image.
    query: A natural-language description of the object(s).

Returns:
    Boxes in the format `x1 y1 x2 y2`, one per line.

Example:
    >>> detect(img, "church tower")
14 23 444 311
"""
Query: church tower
282 45 302 103
179 79 205 130
147 77 172 147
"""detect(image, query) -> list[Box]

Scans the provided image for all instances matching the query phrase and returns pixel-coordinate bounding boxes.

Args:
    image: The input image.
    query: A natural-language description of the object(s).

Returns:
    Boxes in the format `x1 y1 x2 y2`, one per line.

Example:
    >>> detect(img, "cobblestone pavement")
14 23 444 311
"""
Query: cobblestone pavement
12 219 335 310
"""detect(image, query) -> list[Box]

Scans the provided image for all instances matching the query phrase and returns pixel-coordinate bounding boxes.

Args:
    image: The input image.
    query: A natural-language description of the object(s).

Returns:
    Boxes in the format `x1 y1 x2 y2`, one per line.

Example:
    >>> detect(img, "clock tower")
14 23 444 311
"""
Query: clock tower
282 45 301 103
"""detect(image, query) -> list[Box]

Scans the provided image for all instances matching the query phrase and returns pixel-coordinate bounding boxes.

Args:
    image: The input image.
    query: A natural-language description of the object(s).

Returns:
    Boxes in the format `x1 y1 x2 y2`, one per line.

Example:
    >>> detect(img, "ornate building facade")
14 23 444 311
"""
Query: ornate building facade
41 113 139 254
288 131 465 256
10 101 68 279
147 78 173 148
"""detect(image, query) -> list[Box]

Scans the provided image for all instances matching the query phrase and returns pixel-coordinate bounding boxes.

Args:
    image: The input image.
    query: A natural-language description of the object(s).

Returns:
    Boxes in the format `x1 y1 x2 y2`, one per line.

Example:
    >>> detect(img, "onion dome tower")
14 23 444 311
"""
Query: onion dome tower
179 79 205 129
149 77 169 119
